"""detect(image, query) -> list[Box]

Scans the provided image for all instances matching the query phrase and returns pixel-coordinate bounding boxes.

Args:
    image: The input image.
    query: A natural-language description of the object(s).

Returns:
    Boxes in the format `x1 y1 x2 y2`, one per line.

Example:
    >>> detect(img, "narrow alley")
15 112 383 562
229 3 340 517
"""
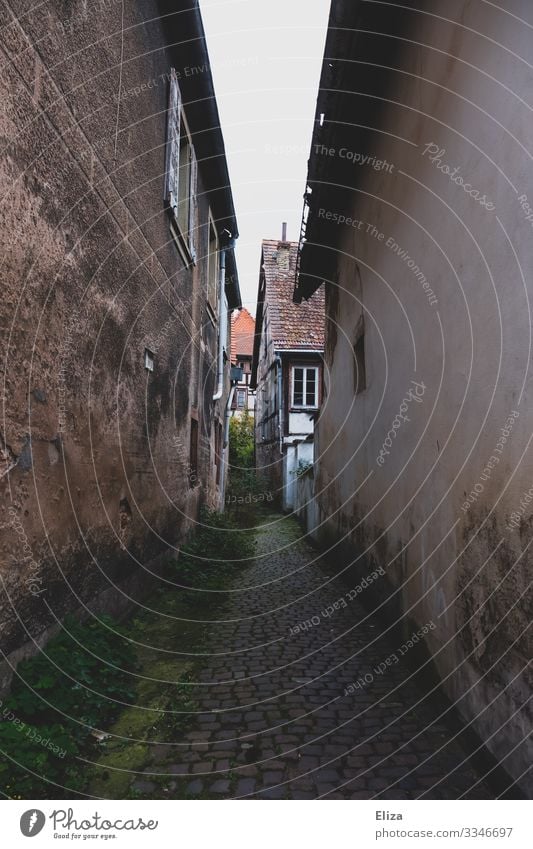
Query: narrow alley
104 512 493 801
1 0 531 834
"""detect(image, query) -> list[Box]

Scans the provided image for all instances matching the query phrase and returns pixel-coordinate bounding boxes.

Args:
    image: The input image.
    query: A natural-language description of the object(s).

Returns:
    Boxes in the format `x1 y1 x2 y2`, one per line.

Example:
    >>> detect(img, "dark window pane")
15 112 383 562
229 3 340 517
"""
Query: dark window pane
293 367 304 405
354 335 366 394
306 369 316 406
178 136 190 235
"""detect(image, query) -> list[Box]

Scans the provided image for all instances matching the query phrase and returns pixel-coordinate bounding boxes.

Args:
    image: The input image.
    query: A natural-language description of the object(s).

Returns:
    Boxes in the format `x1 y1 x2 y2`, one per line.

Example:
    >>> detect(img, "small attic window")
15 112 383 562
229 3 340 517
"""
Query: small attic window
144 348 154 372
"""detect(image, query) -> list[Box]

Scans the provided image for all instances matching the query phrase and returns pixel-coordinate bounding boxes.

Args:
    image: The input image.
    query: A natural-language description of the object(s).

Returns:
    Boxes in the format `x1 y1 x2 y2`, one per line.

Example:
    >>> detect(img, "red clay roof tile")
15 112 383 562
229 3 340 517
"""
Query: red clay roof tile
261 239 324 350
231 307 256 363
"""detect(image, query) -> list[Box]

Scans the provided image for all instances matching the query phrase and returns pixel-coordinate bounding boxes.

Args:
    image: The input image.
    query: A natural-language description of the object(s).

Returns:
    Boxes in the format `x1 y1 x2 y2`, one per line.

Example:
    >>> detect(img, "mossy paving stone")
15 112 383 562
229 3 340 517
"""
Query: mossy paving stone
85 546 240 799
88 511 494 799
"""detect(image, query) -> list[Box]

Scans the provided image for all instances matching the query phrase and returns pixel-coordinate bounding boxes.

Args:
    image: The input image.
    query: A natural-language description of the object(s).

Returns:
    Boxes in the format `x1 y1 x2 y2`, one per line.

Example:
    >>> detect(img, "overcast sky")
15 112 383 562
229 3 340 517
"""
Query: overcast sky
200 0 331 313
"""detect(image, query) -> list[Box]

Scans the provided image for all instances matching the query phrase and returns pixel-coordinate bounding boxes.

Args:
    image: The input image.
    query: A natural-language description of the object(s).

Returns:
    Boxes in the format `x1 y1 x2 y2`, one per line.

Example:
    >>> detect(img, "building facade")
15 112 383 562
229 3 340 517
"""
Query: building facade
294 0 532 795
230 308 256 417
252 232 324 510
0 0 240 688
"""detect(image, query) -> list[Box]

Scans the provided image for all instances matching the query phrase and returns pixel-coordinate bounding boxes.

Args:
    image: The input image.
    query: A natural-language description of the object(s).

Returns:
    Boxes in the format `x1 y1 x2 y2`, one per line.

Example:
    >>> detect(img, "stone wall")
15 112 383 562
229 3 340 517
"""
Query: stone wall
0 0 230 682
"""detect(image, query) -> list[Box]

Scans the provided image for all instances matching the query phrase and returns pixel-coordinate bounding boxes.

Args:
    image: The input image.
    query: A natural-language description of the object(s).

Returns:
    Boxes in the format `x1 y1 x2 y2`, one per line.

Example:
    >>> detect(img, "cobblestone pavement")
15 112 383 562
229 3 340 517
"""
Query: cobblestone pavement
134 512 493 799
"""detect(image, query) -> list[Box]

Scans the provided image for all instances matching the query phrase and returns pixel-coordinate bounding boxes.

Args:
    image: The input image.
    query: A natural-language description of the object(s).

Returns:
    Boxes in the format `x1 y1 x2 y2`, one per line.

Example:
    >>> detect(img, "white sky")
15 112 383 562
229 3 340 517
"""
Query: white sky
200 0 331 314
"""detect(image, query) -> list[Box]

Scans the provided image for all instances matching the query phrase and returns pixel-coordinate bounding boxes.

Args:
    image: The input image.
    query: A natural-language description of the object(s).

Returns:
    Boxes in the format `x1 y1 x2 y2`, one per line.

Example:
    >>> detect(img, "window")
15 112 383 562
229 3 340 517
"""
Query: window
232 388 247 411
207 215 218 315
144 348 154 372
177 133 191 236
165 68 197 262
292 366 319 408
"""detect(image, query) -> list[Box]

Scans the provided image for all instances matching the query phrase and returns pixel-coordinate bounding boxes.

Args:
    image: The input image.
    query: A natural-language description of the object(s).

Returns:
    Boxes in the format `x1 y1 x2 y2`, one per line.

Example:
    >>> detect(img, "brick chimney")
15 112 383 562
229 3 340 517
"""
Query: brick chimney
277 221 290 272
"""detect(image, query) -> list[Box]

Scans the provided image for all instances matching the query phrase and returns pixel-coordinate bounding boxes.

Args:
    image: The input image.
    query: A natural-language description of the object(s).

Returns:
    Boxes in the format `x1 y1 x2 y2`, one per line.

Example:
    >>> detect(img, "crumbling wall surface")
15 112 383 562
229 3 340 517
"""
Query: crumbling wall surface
312 0 533 794
0 0 216 677
255 441 283 507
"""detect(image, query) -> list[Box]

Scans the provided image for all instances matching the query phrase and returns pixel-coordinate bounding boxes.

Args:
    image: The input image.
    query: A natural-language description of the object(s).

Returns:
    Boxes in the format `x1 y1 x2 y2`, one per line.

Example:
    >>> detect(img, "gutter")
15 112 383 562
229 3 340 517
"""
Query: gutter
274 348 324 355
250 268 265 390
219 368 241 506
213 244 228 401
218 383 235 506
213 233 240 402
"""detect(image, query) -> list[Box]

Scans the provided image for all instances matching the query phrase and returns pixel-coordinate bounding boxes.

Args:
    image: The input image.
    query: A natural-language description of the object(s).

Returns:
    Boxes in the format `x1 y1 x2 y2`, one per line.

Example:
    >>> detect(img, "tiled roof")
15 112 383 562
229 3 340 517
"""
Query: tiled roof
262 239 325 350
231 308 255 364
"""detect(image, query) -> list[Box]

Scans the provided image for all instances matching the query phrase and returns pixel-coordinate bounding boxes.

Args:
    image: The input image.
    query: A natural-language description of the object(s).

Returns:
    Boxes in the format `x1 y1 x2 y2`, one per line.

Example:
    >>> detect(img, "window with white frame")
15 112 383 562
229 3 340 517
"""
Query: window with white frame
165 68 197 262
291 365 319 408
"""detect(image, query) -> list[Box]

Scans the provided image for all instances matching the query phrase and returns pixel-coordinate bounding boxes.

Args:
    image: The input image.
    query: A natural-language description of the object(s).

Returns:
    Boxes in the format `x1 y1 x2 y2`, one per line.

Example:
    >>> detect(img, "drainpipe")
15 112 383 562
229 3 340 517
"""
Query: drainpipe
219 381 237 502
277 355 285 507
276 355 283 453
213 236 232 402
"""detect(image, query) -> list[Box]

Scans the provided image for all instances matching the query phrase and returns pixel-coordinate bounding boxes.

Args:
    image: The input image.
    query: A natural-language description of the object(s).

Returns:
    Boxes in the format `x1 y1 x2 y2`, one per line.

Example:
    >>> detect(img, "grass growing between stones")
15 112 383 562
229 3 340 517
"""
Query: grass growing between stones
0 615 137 799
86 509 256 799
0 509 256 800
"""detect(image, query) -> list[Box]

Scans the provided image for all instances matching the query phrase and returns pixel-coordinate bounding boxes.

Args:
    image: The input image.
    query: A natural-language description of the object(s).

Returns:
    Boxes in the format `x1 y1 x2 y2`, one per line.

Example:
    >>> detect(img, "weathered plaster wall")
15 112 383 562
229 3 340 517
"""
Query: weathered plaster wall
0 0 228 680
313 0 532 794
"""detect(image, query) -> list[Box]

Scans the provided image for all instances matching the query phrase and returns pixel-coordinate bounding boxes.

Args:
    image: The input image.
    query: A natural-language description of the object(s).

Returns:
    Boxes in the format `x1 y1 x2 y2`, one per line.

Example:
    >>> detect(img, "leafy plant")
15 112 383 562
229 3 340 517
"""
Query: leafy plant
293 460 313 477
0 721 80 799
172 507 256 582
227 411 271 510
7 616 136 735
0 615 137 798
228 410 255 469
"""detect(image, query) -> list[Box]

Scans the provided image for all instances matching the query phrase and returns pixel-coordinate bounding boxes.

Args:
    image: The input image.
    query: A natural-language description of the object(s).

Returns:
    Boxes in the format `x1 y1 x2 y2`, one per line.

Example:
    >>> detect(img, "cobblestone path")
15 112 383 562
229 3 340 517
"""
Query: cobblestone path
133 512 492 799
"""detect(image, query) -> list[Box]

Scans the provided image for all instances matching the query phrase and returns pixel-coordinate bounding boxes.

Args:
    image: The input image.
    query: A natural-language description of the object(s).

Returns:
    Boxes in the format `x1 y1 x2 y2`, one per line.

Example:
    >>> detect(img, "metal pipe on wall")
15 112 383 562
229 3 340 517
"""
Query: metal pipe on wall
212 247 227 402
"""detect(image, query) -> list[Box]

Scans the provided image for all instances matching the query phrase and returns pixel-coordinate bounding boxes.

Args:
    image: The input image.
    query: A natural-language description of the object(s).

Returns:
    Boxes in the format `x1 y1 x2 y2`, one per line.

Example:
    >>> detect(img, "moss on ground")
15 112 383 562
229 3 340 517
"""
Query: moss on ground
85 514 256 798
85 596 205 797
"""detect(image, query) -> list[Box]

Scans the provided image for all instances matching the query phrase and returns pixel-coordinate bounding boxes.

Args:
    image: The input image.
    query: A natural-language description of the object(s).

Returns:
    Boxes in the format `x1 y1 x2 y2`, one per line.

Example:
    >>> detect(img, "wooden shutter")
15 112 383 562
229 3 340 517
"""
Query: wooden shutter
165 68 181 212
188 146 198 262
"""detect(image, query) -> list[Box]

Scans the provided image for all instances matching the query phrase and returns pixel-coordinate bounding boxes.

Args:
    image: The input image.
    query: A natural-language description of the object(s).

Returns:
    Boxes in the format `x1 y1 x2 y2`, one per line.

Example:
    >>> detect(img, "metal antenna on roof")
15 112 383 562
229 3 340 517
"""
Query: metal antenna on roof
282 222 287 242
